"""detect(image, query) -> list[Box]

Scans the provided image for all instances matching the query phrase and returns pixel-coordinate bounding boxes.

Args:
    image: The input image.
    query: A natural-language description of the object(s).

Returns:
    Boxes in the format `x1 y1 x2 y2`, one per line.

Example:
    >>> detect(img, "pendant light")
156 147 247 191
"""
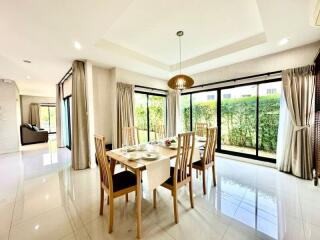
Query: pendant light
168 31 194 90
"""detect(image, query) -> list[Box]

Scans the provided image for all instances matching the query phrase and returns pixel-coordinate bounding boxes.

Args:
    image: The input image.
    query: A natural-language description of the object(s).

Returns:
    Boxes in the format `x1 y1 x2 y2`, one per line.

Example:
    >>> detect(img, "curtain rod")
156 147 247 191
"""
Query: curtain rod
134 85 168 93
58 67 72 85
188 70 282 90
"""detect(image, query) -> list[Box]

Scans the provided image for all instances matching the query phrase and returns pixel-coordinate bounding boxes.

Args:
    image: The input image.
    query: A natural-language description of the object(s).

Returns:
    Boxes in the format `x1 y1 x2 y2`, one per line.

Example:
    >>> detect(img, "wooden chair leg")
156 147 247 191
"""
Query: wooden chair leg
153 189 157 208
189 181 194 208
202 169 206 195
108 197 114 233
125 193 129 202
99 188 104 215
173 190 179 223
212 165 216 187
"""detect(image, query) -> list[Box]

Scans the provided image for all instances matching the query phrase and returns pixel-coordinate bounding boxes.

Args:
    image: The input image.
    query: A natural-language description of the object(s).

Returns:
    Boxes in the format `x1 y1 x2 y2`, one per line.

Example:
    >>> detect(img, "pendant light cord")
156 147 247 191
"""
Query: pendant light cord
179 35 182 75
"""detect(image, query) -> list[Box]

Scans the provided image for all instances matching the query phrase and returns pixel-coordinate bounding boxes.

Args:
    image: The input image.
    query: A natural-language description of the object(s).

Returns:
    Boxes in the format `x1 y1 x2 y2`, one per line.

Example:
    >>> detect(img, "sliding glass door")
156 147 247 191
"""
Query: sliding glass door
149 95 166 141
258 82 281 159
221 85 257 155
134 92 167 143
134 93 148 143
40 105 56 133
192 91 217 130
180 79 281 162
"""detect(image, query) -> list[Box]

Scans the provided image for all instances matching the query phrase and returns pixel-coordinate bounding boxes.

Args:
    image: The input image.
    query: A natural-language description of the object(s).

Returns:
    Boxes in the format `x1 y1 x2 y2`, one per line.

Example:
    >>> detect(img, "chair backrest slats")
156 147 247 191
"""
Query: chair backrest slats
94 135 113 192
174 132 195 184
203 128 217 165
122 127 139 146
195 123 208 137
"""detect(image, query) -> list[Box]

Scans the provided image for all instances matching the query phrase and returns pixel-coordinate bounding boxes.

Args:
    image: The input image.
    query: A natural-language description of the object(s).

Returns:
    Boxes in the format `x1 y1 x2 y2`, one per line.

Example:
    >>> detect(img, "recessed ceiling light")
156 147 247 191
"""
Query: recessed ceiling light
26 75 31 79
278 38 289 46
23 60 31 63
74 41 82 50
34 224 40 230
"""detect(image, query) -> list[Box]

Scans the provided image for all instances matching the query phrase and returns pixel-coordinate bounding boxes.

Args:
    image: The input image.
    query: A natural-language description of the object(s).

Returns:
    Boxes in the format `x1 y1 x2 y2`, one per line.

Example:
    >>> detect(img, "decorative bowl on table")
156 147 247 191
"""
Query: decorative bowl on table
164 139 176 147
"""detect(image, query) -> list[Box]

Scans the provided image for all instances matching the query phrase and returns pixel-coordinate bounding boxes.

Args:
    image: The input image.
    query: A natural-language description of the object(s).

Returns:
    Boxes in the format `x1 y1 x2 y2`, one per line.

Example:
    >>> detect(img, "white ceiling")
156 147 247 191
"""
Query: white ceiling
0 0 319 96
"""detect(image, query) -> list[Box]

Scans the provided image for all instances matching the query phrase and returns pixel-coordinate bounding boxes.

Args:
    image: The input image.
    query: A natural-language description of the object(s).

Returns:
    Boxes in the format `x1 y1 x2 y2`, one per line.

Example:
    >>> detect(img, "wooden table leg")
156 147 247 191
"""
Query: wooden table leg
136 169 142 239
109 157 116 175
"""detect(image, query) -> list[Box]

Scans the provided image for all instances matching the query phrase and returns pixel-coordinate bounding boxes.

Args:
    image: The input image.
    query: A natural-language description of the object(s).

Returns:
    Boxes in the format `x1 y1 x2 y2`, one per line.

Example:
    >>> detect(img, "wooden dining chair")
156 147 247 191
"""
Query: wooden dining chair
94 135 138 233
156 132 195 224
195 122 208 137
155 123 166 141
192 127 217 195
122 126 139 146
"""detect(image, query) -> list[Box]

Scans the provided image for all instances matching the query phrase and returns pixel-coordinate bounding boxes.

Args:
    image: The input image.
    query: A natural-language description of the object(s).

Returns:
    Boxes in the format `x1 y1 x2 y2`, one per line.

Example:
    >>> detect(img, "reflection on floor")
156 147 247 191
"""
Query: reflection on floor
0 139 319 240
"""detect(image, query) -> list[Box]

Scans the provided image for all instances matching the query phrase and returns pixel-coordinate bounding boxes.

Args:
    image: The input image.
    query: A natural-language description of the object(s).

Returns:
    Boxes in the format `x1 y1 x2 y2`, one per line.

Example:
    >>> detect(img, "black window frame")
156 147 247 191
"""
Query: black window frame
181 78 281 163
134 91 168 142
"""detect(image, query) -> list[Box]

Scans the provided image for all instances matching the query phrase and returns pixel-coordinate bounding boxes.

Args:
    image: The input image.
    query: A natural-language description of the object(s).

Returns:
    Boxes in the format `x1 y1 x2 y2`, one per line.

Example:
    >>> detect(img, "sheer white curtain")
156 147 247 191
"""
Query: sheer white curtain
56 84 65 148
167 90 180 137
276 88 293 171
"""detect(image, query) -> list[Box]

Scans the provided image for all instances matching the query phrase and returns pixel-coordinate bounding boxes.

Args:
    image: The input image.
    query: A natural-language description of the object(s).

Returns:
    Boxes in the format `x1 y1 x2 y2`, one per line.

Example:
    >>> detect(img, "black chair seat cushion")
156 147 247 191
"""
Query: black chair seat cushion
164 167 190 185
192 160 204 167
112 171 137 192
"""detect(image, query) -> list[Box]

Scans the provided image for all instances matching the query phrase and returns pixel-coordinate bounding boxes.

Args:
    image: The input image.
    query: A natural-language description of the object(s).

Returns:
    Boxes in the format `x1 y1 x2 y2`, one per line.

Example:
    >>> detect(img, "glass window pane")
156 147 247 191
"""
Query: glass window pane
134 93 148 143
149 95 166 141
191 91 217 130
49 106 56 133
258 82 281 158
221 85 257 155
180 94 191 132
40 106 49 131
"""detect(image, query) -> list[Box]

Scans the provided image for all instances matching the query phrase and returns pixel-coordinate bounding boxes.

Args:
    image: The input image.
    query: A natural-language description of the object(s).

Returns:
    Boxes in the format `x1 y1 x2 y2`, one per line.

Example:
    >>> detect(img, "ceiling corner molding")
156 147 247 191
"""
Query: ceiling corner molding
95 39 170 71
170 32 267 71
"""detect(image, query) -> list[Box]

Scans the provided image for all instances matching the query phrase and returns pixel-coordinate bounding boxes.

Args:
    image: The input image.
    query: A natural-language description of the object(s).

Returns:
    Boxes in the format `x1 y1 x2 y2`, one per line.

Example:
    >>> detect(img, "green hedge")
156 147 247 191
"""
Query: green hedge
135 94 280 153
181 94 280 153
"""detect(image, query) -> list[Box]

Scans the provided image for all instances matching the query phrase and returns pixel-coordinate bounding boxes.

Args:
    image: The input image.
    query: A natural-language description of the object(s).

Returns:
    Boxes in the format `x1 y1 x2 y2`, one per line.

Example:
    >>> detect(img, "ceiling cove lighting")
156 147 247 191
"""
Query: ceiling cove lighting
278 38 289 46
168 31 194 90
74 41 82 50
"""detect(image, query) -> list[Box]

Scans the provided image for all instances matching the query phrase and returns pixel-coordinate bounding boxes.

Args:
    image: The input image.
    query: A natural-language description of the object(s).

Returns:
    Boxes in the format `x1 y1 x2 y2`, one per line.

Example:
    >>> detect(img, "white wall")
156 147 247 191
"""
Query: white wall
90 66 167 146
191 41 320 86
0 80 20 154
20 95 55 124
92 66 112 143
115 67 167 89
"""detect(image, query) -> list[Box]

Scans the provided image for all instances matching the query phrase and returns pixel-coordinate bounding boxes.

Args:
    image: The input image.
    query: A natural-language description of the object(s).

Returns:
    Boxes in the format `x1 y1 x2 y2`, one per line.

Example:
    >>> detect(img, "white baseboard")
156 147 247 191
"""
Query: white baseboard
216 152 276 169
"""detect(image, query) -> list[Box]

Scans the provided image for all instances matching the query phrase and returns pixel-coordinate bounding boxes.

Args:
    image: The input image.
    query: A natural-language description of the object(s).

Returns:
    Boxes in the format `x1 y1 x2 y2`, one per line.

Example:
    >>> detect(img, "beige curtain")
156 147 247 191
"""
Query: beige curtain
167 90 180 137
71 60 90 170
29 103 40 127
115 82 134 148
56 84 64 147
281 65 315 179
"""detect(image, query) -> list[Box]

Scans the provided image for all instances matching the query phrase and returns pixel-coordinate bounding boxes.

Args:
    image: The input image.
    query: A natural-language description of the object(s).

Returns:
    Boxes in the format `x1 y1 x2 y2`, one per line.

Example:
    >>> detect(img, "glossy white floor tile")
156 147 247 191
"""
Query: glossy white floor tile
0 139 320 240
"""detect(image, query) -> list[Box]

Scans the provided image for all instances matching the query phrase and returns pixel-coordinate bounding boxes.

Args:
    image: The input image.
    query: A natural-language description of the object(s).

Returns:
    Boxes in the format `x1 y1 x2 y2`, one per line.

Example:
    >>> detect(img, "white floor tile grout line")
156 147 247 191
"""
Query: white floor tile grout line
7 157 23 240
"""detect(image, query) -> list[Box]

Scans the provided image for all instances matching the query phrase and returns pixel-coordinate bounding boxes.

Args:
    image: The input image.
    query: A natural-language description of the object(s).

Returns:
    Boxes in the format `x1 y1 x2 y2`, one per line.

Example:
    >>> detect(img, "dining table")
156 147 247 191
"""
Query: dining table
105 139 205 239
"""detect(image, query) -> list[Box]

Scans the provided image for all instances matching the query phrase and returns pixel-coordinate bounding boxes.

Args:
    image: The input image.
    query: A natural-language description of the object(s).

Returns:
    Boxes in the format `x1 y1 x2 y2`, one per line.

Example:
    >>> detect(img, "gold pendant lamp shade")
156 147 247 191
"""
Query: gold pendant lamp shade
168 31 194 90
168 74 194 90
